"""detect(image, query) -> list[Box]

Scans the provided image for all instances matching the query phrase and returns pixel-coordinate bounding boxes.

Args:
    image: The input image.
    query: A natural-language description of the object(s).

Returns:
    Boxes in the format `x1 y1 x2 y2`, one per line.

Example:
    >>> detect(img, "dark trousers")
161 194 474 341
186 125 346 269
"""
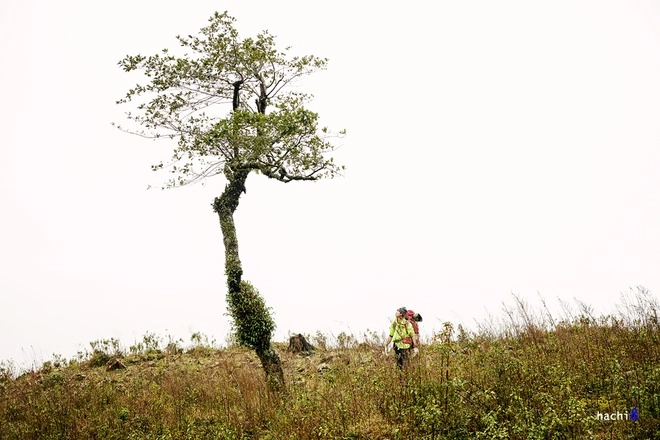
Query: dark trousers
394 346 411 369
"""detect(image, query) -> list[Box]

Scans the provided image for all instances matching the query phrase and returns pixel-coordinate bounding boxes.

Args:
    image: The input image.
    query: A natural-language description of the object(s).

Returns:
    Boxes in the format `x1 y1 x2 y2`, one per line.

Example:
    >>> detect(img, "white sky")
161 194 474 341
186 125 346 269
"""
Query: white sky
2 0 660 368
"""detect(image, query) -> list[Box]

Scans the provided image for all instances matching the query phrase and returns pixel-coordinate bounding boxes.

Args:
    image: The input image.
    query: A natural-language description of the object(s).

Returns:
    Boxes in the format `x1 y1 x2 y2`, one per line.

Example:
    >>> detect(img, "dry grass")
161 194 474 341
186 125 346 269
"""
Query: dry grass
1 288 659 439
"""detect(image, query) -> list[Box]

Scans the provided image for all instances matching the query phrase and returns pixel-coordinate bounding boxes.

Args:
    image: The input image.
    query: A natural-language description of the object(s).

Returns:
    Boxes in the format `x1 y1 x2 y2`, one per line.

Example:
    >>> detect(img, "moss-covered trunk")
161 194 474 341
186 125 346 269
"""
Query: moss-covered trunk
212 169 285 391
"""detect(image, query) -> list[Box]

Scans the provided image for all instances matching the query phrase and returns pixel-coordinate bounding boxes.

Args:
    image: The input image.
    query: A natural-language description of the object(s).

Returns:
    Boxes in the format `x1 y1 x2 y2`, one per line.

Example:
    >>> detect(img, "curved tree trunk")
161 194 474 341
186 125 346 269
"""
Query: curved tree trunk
212 169 285 391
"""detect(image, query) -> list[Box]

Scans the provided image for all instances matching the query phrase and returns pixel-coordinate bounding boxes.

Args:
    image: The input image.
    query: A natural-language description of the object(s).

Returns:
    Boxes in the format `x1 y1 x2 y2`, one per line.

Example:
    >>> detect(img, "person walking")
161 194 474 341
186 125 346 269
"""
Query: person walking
405 309 423 357
385 307 419 369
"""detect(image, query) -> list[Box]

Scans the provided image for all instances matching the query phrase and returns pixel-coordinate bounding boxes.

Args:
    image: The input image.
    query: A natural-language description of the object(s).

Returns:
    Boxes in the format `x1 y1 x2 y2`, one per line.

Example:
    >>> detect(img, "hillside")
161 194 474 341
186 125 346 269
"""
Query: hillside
1 292 659 439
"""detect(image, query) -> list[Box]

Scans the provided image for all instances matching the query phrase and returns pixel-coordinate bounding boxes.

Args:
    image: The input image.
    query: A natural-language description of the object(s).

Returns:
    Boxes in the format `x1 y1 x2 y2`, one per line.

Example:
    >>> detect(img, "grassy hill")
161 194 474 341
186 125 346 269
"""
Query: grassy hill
1 290 659 439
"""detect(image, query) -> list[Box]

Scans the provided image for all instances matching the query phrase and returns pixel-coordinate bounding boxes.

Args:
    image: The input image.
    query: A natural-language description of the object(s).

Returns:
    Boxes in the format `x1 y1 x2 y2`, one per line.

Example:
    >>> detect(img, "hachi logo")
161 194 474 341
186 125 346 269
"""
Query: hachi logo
596 408 639 421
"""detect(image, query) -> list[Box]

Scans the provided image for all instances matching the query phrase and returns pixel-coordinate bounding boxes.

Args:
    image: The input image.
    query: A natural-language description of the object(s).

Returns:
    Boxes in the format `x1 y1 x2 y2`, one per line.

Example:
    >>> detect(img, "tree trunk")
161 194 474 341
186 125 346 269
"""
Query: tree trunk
212 168 285 391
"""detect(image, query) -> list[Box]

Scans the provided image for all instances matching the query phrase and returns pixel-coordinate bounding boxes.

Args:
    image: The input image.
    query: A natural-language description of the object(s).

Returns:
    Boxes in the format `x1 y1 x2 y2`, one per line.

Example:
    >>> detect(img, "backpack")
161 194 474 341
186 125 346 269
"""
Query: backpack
405 310 423 347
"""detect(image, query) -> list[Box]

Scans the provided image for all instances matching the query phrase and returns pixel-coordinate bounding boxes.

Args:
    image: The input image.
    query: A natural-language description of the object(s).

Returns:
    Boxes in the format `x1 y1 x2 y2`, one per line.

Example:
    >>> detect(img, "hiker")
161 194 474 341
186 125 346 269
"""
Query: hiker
385 307 419 369
405 309 423 357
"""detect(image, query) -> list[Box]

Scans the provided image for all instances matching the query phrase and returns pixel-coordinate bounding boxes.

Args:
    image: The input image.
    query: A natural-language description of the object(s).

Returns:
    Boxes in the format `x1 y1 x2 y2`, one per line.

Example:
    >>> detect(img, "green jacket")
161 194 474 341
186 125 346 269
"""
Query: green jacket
389 318 415 349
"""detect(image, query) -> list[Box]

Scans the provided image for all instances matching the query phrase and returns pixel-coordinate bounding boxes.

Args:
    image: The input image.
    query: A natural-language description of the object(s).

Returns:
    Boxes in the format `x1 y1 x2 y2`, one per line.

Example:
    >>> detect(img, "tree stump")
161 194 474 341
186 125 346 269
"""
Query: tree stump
288 334 315 354
106 358 126 371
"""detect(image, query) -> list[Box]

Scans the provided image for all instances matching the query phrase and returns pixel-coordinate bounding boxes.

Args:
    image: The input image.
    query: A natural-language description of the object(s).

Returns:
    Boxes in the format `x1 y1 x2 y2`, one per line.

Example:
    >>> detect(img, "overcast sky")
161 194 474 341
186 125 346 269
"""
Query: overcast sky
2 0 659 369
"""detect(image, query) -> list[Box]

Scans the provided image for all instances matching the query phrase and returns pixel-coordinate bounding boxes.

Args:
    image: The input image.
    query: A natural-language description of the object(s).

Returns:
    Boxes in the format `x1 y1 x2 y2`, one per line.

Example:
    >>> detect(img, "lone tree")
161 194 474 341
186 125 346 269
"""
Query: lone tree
116 11 343 390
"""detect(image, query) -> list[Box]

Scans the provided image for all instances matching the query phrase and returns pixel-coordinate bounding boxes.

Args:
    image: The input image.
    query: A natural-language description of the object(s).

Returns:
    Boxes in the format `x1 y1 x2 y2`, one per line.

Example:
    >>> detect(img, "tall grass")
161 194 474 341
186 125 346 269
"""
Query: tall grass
1 287 659 439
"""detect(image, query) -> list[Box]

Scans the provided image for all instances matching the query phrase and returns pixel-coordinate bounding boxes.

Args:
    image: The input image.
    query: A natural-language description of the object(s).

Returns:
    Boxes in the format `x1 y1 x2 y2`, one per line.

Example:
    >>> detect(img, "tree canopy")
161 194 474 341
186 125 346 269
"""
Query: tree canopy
116 11 344 188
